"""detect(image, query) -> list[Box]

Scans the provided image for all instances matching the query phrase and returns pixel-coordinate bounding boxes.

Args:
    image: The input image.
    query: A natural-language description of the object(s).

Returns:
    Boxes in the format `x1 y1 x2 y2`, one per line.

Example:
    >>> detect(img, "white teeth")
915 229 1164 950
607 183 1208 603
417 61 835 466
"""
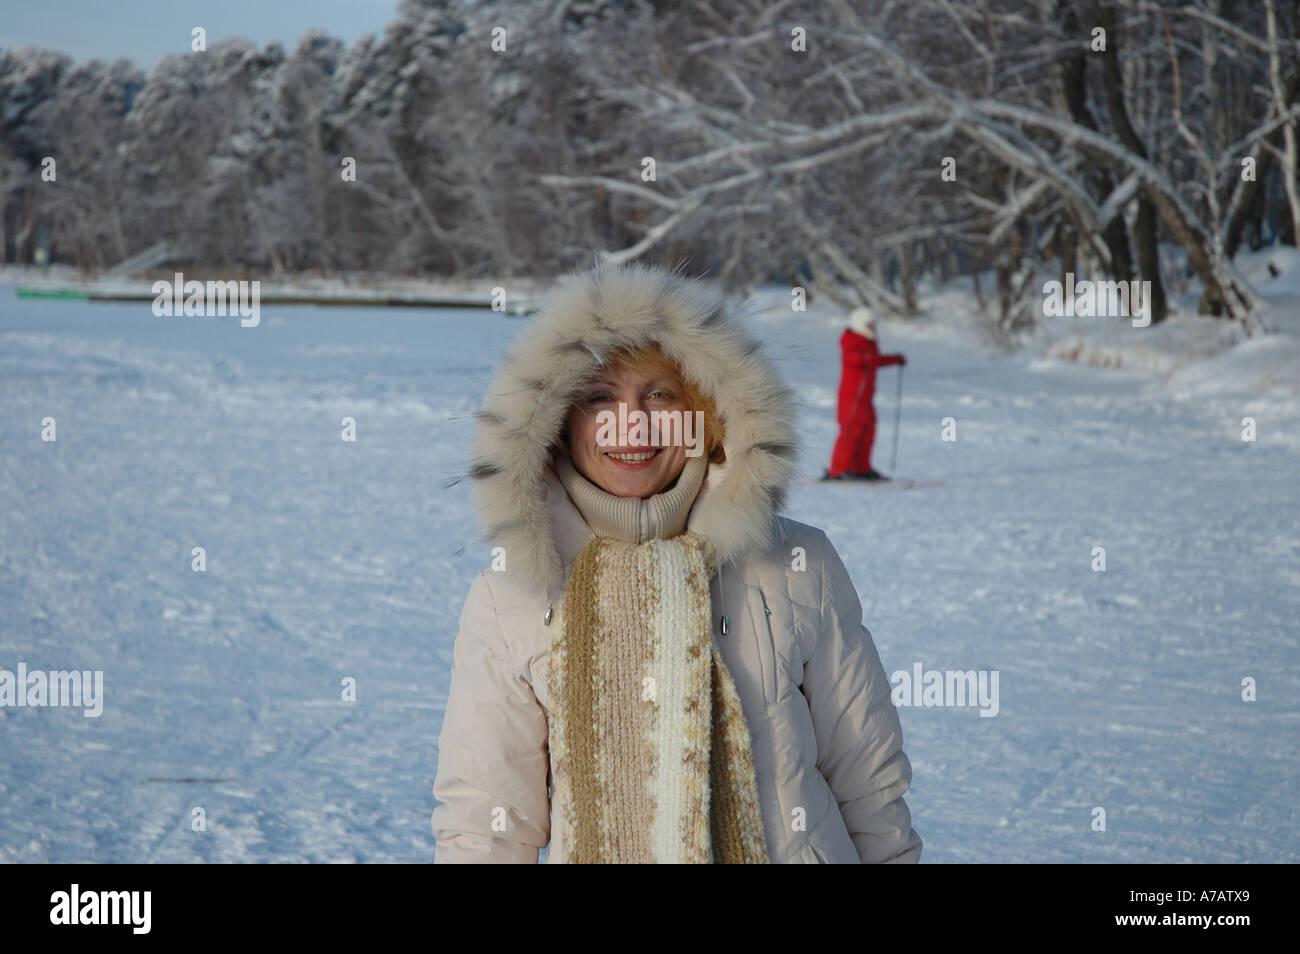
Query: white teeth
608 450 659 462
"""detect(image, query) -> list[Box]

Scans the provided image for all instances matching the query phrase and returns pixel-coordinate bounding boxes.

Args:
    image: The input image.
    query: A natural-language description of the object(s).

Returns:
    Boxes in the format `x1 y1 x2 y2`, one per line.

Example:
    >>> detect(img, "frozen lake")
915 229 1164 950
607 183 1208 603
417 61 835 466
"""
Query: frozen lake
1 283 1296 862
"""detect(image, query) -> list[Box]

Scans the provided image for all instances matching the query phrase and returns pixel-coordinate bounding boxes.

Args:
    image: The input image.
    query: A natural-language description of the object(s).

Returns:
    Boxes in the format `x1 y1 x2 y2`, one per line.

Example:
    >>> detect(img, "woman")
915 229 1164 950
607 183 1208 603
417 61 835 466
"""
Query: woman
432 261 923 863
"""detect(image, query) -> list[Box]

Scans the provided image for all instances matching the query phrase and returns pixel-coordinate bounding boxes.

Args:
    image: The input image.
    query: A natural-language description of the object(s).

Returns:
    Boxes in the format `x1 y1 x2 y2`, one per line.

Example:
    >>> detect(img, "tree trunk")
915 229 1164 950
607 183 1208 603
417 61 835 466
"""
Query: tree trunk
1265 0 1300 250
898 244 919 316
1098 2 1169 322
1224 131 1280 259
1059 220 1077 288
1058 0 1135 284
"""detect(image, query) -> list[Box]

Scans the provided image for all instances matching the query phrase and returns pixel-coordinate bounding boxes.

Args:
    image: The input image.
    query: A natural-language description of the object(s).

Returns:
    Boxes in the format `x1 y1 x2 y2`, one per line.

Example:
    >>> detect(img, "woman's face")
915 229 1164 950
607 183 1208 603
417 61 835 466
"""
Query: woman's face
565 362 691 498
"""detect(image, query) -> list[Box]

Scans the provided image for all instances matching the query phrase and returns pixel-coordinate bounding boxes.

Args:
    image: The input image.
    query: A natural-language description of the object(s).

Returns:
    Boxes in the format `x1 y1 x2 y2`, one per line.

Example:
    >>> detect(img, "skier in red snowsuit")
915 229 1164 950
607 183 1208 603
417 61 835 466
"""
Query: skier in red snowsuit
824 306 906 481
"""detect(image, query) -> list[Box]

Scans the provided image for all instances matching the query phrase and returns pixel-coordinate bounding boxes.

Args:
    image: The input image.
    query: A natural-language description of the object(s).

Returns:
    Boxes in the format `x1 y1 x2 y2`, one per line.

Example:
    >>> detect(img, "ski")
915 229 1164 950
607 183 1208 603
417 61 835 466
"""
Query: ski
809 478 945 489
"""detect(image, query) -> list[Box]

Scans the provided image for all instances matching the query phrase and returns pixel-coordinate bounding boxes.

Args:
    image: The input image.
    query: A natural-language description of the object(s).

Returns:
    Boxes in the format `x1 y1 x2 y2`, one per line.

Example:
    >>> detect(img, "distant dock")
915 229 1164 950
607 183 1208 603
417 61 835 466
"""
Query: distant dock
14 282 541 316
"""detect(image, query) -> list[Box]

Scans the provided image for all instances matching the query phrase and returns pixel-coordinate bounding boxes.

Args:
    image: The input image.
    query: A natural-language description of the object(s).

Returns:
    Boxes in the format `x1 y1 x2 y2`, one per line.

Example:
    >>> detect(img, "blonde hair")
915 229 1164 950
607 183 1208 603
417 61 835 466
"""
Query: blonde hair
561 342 726 464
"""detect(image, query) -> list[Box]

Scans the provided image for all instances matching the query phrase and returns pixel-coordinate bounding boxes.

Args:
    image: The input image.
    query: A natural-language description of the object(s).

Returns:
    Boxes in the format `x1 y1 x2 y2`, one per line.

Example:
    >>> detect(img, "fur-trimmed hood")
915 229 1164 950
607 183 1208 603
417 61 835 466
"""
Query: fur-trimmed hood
466 261 800 598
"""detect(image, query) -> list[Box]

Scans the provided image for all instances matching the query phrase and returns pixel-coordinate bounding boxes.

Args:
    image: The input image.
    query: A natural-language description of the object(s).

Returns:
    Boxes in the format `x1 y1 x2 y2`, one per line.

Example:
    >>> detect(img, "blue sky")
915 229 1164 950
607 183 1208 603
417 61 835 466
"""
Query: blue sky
0 0 402 68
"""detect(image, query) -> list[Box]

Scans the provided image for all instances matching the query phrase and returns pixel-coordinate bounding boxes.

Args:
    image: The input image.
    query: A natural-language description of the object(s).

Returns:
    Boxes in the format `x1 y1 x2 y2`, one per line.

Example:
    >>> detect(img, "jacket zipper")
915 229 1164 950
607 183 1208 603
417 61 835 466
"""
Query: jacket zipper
756 586 778 701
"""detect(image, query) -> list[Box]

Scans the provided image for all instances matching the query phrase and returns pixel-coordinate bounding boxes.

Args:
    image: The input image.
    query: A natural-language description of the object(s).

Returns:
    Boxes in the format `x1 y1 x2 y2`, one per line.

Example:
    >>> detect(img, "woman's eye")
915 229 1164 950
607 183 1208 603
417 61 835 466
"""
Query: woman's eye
587 392 612 403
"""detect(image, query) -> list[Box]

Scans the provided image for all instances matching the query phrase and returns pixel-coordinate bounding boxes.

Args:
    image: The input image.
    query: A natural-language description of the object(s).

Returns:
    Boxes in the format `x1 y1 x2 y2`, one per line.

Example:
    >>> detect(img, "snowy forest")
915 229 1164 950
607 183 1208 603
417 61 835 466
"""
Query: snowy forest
3 0 1299 332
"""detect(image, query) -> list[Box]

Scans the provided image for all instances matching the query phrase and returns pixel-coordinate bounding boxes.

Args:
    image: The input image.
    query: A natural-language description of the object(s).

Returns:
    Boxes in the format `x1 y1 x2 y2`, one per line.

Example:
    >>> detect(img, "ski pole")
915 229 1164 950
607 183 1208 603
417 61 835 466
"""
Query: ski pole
890 364 904 472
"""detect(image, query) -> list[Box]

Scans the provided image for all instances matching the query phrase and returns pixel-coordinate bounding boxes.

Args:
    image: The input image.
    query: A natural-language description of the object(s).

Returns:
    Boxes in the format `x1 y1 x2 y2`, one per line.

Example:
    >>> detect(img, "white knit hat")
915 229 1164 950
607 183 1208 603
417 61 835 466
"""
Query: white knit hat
847 306 876 338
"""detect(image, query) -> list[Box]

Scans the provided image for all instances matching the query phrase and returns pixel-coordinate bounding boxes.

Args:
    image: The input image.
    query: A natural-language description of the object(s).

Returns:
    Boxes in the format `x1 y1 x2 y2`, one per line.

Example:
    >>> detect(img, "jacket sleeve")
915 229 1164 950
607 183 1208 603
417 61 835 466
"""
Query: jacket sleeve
875 353 904 368
431 571 551 863
802 532 923 863
842 339 872 369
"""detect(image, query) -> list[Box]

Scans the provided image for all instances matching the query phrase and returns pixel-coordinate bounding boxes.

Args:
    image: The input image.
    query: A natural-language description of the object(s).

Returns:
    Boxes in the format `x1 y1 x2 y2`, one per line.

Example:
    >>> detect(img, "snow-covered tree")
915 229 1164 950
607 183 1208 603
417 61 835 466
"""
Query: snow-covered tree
1 0 1295 326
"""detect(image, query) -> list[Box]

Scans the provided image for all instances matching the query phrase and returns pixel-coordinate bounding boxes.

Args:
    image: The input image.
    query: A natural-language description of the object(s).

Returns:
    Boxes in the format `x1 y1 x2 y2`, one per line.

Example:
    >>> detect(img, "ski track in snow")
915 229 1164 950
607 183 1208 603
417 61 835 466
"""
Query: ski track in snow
1 286 1296 863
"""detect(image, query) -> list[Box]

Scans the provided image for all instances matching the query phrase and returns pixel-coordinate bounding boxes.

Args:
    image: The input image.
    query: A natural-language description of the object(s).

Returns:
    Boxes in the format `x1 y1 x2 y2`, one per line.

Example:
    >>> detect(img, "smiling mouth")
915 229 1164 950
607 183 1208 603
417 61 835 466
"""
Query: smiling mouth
605 448 662 463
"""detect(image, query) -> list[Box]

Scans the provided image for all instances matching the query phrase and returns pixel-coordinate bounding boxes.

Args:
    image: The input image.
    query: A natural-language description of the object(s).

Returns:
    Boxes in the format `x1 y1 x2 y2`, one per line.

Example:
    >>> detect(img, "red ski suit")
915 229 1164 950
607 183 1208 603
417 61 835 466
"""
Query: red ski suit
829 329 904 477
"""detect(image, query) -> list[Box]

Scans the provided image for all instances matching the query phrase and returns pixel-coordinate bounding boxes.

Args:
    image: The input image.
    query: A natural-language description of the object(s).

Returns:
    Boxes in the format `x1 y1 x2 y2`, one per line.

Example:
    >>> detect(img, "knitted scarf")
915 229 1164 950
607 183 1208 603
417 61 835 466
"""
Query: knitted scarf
548 457 770 863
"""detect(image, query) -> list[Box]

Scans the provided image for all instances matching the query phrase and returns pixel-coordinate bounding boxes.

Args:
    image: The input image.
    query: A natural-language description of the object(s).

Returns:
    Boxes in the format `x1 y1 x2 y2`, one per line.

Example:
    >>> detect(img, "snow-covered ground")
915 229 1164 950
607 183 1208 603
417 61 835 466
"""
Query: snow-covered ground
1 263 1296 862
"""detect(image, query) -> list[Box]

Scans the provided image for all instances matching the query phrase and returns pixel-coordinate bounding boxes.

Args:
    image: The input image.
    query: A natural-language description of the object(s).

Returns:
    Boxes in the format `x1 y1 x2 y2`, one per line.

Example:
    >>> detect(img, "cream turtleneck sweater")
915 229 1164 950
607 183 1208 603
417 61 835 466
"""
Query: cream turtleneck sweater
545 449 770 862
555 451 708 544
